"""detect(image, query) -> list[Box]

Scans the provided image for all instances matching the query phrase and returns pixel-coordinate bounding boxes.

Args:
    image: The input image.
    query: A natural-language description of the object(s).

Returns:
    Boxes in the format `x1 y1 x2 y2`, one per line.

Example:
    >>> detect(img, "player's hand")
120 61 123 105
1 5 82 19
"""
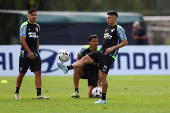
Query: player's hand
106 48 112 54
28 51 35 60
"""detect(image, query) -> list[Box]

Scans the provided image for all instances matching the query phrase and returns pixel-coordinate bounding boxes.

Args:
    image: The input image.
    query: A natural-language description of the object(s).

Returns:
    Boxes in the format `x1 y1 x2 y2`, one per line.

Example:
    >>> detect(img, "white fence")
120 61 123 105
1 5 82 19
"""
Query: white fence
0 45 169 76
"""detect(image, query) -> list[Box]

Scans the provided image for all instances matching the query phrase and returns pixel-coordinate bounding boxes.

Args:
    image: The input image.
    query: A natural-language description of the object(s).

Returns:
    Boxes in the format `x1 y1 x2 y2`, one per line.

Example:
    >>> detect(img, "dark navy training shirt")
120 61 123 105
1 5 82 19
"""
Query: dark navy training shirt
100 25 127 59
20 21 40 58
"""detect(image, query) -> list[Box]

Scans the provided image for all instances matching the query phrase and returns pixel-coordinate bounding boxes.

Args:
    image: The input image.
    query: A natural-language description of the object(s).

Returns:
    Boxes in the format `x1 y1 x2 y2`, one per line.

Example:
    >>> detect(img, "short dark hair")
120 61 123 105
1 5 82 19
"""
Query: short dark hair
28 8 37 14
107 11 118 17
89 35 98 41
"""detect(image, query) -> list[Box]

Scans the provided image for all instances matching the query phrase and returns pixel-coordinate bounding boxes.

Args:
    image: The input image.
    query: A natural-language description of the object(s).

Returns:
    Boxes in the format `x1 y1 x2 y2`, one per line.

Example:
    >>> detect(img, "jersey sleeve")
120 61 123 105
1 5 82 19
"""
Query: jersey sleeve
117 26 127 40
78 47 85 57
37 24 40 32
37 24 40 38
20 25 27 37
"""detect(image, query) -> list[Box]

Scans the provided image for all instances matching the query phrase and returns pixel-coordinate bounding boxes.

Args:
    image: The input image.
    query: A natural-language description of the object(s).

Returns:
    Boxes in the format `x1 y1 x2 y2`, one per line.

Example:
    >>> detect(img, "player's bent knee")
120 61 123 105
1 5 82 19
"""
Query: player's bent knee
81 55 94 64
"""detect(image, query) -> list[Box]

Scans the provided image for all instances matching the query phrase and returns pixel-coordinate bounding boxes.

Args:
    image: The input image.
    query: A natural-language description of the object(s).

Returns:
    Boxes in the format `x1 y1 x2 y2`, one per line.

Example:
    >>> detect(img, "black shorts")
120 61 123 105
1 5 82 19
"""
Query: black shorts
88 51 115 74
81 67 98 88
19 56 41 73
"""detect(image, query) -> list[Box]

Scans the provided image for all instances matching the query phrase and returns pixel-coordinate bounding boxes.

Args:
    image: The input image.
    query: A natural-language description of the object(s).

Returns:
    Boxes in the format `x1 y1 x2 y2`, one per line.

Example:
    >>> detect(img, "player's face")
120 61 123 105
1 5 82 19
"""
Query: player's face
136 24 141 29
89 38 99 50
28 12 37 23
107 15 117 26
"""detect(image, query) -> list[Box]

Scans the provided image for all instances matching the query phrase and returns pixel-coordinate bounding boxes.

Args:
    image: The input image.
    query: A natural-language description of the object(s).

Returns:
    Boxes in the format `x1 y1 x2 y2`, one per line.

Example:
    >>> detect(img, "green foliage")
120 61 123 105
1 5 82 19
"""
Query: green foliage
1 0 168 14
0 0 170 44
0 75 170 113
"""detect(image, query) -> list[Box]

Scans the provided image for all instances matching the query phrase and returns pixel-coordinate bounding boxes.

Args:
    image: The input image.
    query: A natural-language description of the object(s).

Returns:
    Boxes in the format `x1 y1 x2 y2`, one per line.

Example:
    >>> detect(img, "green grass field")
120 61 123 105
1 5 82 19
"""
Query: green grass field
0 75 170 113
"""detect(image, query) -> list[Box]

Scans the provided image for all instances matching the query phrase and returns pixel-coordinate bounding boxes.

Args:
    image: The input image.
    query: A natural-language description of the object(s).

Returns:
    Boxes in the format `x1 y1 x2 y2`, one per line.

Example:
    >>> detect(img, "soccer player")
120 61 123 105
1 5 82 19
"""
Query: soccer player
57 11 128 103
15 8 49 99
71 35 100 98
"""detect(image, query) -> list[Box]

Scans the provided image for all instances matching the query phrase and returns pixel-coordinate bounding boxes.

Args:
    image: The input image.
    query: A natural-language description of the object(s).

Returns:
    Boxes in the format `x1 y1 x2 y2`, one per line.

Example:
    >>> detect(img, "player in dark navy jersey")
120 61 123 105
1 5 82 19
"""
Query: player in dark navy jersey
57 11 128 103
71 35 100 98
15 8 49 99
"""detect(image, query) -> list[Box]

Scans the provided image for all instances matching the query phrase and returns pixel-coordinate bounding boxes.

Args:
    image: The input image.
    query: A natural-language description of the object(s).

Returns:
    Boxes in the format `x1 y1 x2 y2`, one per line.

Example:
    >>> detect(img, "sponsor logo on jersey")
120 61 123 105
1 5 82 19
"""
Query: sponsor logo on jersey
28 32 38 38
93 63 97 65
119 30 123 39
23 27 26 35
104 33 112 39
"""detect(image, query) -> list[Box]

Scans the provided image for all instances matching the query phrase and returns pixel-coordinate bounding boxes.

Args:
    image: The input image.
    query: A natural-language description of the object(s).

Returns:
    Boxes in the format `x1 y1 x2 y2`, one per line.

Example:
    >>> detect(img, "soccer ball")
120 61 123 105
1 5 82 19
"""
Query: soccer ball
58 49 70 62
92 87 102 98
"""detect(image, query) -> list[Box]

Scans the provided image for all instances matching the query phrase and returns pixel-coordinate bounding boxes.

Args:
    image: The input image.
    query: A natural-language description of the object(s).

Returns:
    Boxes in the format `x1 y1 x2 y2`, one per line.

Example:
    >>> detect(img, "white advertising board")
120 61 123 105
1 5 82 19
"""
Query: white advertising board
0 45 169 76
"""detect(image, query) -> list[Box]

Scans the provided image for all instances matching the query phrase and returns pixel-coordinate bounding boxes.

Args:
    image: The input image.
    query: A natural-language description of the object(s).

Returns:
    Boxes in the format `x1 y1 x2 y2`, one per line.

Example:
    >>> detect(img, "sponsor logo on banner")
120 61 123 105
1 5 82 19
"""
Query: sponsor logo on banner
39 49 59 73
0 45 170 76
110 52 168 70
0 53 13 70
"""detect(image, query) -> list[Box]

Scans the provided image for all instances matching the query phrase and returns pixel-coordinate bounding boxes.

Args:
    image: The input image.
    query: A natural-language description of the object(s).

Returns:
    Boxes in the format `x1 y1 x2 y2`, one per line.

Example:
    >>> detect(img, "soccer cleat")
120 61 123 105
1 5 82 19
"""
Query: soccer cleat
94 99 107 104
71 91 80 98
37 94 49 99
15 93 21 99
57 62 68 74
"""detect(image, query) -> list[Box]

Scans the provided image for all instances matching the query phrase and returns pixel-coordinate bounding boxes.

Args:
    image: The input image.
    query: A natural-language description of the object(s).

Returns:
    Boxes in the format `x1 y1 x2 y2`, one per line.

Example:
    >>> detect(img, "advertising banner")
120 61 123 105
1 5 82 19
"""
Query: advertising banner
0 45 169 76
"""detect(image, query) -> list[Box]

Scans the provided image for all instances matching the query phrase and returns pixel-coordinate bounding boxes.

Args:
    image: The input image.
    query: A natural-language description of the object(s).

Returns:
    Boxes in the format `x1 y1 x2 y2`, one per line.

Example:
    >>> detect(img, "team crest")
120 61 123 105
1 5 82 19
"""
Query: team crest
111 28 115 32
35 27 38 32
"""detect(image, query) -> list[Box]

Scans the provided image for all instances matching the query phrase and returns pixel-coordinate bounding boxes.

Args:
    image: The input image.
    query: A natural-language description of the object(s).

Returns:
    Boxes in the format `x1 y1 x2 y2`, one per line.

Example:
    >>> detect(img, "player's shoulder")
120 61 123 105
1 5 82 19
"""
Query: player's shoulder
81 45 90 49
35 22 40 26
117 25 127 39
79 45 89 53
35 22 40 28
20 21 28 29
96 47 100 51
117 25 125 31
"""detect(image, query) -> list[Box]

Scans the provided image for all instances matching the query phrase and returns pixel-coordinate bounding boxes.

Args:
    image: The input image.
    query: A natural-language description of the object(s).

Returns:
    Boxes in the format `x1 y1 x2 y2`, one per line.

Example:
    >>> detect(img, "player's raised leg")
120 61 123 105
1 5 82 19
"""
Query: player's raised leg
72 55 94 68
57 62 69 74
57 55 94 74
